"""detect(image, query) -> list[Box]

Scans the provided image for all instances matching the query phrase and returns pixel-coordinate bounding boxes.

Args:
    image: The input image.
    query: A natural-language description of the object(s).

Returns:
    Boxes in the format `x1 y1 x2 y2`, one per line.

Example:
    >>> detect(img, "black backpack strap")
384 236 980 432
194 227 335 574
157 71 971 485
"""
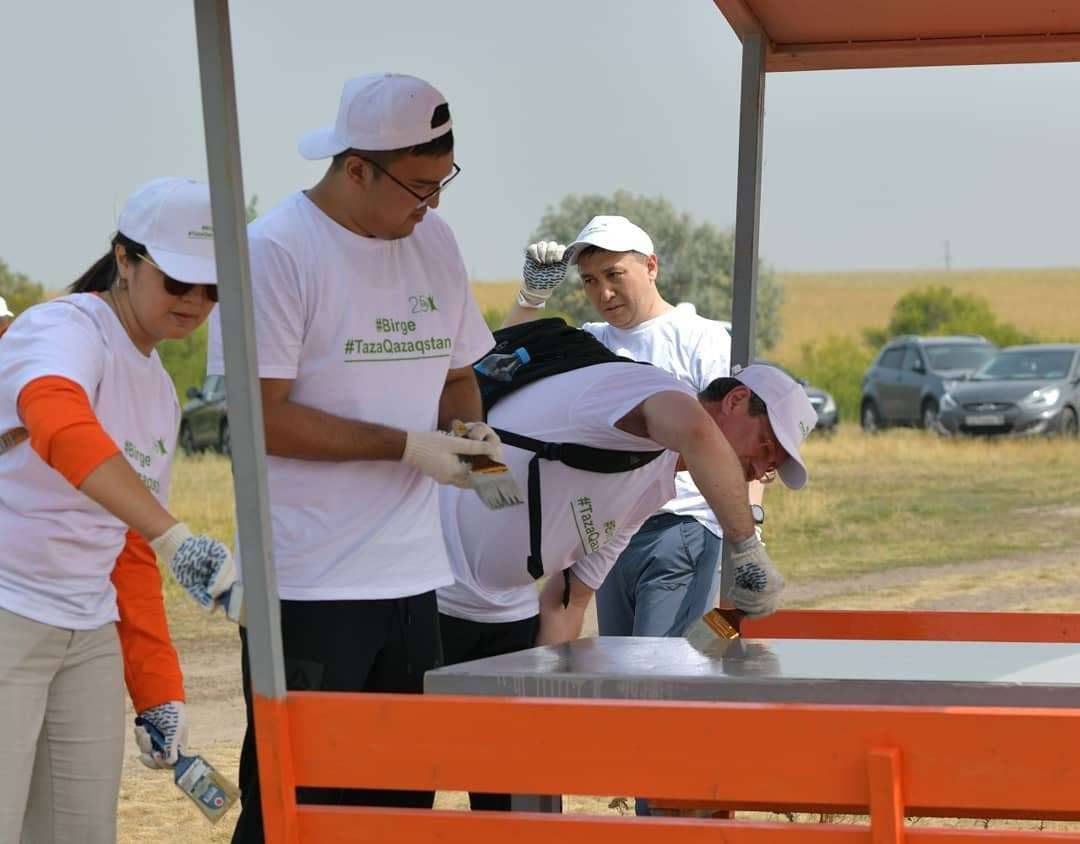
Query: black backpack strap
493 429 665 587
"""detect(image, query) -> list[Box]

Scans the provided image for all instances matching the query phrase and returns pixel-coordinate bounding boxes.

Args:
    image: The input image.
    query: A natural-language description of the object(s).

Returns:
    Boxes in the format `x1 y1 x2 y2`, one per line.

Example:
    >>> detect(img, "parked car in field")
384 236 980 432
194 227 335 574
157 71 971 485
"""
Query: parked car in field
754 359 839 434
859 335 996 432
937 344 1080 437
179 374 229 455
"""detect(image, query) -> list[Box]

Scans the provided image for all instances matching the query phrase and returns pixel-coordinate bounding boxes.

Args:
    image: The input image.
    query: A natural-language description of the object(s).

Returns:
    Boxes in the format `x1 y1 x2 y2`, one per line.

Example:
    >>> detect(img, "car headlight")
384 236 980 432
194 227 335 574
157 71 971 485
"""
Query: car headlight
1020 387 1061 409
940 392 958 410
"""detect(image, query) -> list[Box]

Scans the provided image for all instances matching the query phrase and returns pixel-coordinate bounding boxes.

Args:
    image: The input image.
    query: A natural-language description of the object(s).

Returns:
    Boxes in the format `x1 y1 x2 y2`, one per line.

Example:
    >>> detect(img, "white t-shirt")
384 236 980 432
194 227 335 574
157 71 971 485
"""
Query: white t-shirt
582 302 731 535
0 295 179 629
206 193 493 600
437 363 687 623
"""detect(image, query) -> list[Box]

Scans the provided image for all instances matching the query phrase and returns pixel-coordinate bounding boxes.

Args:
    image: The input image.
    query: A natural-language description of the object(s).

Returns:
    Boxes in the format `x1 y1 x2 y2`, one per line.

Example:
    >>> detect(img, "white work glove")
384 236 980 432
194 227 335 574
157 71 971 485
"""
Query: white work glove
134 701 189 769
518 240 569 308
151 523 236 612
728 533 784 618
458 420 503 462
403 429 501 488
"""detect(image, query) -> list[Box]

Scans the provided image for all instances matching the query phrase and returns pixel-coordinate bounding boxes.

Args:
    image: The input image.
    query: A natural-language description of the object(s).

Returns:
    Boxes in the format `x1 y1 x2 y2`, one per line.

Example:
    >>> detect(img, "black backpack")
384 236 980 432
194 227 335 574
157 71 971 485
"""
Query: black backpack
475 318 665 589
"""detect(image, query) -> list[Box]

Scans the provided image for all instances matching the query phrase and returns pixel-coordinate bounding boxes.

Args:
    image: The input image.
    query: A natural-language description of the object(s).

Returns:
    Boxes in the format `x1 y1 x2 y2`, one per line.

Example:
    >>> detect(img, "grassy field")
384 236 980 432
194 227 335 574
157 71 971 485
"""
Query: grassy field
119 427 1080 840
471 266 1080 364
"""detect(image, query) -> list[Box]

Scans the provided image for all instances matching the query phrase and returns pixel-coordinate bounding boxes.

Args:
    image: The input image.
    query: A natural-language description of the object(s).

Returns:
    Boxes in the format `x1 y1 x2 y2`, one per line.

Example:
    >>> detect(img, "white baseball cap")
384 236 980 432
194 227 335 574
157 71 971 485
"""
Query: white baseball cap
0 297 13 319
565 215 655 265
117 177 217 285
298 73 453 160
731 363 817 489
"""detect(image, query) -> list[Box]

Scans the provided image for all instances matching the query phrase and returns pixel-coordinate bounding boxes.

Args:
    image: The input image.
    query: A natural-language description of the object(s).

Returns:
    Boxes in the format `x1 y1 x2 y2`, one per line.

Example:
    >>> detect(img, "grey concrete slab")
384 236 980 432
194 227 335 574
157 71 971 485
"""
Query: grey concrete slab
426 636 1080 708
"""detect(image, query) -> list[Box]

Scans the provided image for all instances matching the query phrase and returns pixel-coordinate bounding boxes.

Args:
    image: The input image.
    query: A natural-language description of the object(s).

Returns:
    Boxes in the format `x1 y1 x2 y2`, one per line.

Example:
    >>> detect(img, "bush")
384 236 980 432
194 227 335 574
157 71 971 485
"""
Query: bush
864 285 1037 349
795 336 874 422
0 259 46 314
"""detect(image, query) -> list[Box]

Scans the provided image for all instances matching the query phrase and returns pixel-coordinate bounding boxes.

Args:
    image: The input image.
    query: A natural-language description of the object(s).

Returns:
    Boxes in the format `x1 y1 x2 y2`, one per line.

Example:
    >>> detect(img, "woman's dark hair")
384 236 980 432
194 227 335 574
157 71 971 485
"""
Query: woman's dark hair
699 376 768 417
69 233 148 294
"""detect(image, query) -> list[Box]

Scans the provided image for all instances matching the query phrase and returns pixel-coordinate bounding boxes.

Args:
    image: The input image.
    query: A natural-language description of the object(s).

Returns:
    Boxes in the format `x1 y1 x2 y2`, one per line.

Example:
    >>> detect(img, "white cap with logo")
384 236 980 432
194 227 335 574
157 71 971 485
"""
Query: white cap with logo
298 73 453 160
117 177 217 285
565 215 655 266
731 363 817 489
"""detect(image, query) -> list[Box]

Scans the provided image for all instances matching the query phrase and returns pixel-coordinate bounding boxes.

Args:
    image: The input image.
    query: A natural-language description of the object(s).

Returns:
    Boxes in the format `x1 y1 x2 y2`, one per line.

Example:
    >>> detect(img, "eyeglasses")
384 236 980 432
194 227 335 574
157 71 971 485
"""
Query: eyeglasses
357 156 462 208
140 254 218 303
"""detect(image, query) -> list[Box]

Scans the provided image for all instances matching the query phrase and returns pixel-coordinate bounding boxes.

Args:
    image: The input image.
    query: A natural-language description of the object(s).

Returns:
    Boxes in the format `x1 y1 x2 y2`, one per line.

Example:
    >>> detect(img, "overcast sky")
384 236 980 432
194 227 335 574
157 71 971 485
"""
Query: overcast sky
3 0 1078 290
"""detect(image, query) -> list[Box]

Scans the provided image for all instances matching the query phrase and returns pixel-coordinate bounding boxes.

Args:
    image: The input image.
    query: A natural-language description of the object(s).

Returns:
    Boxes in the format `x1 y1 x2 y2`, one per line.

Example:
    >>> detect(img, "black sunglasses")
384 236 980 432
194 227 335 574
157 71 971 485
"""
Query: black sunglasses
140 254 219 303
356 156 462 207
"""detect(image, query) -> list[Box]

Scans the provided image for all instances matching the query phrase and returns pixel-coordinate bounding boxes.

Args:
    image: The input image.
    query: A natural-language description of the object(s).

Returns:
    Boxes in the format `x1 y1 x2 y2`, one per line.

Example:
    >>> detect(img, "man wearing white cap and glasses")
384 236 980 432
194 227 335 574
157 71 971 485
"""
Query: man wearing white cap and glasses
206 73 498 840
505 216 763 649
0 177 234 843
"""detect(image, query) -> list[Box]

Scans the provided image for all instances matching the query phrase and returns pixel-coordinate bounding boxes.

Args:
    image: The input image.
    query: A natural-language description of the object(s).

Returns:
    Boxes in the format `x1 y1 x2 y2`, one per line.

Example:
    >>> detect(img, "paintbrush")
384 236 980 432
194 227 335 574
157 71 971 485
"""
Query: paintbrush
451 421 524 510
685 607 745 651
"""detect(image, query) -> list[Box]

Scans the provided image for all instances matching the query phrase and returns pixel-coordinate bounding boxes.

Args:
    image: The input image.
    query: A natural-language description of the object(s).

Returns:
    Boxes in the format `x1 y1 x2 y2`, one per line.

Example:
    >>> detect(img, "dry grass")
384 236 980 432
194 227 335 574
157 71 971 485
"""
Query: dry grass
473 267 1080 364
771 267 1080 362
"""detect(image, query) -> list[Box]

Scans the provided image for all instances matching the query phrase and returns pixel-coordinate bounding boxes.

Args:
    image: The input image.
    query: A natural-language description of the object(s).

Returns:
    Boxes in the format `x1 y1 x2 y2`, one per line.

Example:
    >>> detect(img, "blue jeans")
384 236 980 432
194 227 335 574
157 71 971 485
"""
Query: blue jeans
596 512 722 638
595 512 722 817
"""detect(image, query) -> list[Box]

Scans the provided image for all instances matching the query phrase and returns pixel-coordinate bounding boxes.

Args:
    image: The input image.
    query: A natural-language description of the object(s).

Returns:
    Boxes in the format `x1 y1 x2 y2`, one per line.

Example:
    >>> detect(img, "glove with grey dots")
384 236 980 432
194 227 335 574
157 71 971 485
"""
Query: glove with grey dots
134 700 189 769
519 240 570 308
728 533 785 618
150 523 236 611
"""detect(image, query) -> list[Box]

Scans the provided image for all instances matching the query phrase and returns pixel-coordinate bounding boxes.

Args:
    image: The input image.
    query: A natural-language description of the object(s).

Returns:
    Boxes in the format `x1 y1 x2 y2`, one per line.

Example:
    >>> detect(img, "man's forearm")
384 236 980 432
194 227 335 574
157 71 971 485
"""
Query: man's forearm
501 301 544 328
536 571 592 646
263 399 406 462
438 368 484 428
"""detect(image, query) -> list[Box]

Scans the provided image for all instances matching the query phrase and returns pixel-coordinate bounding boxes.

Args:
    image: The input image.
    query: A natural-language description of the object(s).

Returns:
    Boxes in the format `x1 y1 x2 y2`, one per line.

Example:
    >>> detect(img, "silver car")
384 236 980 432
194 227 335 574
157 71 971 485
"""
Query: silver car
937 344 1080 437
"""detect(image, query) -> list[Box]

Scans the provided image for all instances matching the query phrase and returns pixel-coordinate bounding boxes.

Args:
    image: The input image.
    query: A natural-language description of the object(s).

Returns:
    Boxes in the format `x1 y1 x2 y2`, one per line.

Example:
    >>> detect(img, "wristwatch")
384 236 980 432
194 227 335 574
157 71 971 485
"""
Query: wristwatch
750 504 765 526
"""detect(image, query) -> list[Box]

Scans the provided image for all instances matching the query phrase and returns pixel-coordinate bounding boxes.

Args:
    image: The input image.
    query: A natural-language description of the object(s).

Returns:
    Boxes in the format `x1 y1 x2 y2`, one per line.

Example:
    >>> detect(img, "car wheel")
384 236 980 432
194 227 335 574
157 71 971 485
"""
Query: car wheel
1061 407 1079 438
920 399 940 431
219 420 231 457
860 401 881 433
179 423 196 456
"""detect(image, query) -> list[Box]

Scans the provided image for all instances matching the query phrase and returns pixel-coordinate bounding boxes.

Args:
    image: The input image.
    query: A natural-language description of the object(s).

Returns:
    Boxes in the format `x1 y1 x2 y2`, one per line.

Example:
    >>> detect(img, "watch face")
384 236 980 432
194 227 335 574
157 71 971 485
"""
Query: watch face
750 504 765 525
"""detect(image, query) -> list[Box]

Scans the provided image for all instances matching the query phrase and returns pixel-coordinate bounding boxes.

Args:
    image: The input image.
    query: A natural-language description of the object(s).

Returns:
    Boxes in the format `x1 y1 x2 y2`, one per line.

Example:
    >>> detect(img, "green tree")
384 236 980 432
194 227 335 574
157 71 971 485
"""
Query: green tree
796 335 874 423
0 259 46 314
531 191 783 350
864 285 1036 349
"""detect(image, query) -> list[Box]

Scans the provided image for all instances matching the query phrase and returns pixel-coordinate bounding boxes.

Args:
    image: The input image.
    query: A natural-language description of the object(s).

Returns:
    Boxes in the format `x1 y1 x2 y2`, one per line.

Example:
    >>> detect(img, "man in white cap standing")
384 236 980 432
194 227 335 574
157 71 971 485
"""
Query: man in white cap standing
505 216 753 644
206 74 499 841
0 297 15 339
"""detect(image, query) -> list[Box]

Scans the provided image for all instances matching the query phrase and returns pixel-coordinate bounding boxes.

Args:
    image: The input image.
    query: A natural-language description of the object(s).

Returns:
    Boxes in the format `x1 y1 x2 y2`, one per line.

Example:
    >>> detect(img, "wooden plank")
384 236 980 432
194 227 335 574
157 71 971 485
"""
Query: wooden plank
742 610 1080 643
287 693 1080 818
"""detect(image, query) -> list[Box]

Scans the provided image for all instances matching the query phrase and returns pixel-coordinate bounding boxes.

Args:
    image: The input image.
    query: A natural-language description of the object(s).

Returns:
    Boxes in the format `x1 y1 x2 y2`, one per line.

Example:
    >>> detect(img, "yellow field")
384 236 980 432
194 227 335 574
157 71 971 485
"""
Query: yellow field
472 266 1080 362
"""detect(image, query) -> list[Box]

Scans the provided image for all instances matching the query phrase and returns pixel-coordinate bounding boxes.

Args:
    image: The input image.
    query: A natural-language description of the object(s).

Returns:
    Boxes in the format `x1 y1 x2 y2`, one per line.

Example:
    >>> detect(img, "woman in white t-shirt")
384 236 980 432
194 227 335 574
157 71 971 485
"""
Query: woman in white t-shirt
0 178 236 844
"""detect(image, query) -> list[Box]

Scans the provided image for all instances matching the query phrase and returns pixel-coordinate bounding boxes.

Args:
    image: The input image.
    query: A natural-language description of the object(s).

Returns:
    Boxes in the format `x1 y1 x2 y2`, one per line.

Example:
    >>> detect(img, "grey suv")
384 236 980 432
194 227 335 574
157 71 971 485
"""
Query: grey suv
860 335 996 432
179 375 230 455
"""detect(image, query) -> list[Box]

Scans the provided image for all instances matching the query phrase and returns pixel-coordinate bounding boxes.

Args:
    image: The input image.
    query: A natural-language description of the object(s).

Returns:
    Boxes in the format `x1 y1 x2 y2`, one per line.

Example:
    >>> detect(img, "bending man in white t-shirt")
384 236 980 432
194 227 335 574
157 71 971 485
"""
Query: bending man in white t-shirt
504 215 752 637
438 362 814 652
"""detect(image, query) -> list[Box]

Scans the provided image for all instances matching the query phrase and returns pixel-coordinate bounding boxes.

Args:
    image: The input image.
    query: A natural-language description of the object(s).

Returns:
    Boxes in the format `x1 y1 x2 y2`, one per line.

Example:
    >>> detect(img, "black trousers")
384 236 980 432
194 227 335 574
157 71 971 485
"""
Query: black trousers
231 593 443 844
438 612 539 812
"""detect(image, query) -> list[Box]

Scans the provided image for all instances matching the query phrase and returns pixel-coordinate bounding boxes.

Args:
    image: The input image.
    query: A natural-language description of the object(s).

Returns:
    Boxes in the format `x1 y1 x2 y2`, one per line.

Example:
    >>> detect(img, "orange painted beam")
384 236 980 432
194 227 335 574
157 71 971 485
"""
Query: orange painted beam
287 693 1080 819
767 33 1080 72
295 806 1080 843
867 749 904 844
253 695 300 844
741 610 1080 643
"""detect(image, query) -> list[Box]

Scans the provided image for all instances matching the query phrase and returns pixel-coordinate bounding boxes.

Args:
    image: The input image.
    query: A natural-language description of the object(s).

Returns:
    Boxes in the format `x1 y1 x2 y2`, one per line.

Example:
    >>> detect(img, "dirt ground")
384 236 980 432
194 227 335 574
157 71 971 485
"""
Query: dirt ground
118 544 1080 840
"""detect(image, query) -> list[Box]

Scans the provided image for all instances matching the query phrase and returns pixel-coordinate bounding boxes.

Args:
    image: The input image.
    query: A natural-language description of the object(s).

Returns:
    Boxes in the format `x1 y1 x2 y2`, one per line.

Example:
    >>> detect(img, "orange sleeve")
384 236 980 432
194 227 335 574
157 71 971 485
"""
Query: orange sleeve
112 530 185 712
17 376 120 487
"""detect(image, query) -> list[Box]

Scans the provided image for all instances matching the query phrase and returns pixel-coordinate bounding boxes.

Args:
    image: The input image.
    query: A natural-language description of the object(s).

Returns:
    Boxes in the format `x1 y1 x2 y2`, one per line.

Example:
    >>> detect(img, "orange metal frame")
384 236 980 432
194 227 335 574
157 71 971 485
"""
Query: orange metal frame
254 611 1080 842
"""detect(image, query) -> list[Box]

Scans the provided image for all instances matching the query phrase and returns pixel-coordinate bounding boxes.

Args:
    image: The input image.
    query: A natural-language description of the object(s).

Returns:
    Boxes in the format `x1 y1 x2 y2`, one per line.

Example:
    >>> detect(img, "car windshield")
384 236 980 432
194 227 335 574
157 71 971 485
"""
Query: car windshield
972 350 1077 381
923 344 995 373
